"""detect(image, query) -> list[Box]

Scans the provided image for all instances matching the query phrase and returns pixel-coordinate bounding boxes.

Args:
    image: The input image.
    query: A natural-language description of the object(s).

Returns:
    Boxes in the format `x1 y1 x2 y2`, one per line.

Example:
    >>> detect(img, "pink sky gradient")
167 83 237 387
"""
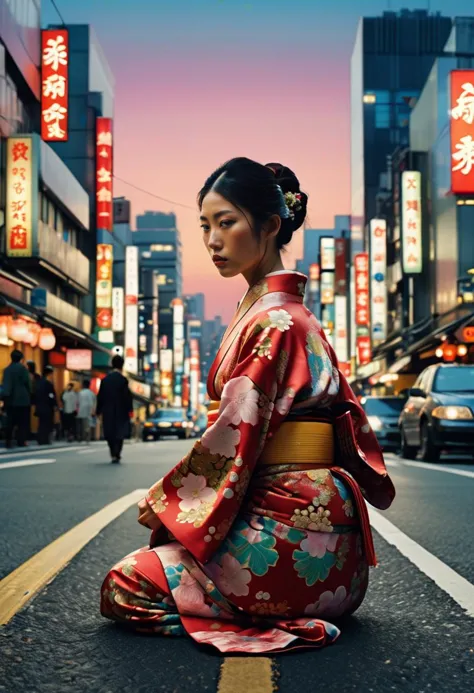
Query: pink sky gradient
113 52 350 322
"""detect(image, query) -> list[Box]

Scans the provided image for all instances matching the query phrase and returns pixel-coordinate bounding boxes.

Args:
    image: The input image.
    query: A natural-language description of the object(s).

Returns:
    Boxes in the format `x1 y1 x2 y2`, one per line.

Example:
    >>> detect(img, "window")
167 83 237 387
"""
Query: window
156 274 167 286
433 366 474 393
375 105 390 129
150 244 174 252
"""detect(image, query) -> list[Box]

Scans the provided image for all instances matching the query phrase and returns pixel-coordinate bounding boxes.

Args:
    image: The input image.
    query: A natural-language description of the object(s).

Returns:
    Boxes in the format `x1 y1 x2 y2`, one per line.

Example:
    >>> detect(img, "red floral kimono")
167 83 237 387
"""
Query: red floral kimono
101 271 395 654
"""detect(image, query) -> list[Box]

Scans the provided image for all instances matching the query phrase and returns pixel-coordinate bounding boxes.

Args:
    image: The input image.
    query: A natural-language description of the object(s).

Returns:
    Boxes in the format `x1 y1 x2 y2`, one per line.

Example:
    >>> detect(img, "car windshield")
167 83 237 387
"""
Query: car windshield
433 367 474 393
154 409 186 421
362 398 405 416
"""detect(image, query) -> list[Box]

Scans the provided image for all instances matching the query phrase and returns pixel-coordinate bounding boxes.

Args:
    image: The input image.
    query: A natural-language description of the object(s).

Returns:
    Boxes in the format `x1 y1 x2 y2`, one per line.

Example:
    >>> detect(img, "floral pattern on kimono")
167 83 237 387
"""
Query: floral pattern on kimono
102 271 395 655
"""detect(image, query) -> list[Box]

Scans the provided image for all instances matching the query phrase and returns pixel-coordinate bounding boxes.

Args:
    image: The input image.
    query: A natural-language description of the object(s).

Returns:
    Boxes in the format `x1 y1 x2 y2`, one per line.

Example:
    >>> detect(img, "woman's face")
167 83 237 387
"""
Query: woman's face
200 191 265 279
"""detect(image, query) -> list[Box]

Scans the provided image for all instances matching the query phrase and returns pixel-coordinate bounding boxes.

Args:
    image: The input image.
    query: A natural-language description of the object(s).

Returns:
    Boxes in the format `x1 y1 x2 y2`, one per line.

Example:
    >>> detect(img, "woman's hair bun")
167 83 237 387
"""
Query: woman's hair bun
265 162 308 246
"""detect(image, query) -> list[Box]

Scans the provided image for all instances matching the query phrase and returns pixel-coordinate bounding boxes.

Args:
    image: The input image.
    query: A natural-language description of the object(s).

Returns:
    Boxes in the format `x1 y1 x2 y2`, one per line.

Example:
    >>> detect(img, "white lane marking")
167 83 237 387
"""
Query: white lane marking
399 459 474 479
383 458 400 467
0 458 56 471
369 508 474 618
78 448 98 455
0 443 106 460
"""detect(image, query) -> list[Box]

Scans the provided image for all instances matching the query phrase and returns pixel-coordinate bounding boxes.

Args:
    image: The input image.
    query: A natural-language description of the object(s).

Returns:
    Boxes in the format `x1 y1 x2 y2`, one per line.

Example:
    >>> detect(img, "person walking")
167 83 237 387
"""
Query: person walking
35 366 58 445
96 355 133 463
77 379 96 444
61 382 78 442
26 361 40 441
1 349 31 448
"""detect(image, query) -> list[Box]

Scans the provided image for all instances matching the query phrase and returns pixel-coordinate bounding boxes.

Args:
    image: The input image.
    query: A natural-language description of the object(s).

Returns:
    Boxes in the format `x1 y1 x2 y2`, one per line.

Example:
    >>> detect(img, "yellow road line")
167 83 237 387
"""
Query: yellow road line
0 488 147 625
218 658 277 693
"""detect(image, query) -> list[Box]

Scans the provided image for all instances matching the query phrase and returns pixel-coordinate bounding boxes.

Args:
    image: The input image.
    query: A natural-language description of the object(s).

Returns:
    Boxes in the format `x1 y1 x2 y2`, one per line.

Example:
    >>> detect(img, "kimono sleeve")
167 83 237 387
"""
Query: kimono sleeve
146 309 320 565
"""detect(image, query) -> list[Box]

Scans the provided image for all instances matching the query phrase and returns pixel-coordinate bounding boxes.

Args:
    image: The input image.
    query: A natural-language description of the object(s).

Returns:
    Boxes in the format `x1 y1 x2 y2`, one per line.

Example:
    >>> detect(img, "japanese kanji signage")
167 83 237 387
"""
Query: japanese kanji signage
6 137 36 257
335 238 348 294
96 117 113 232
320 271 335 304
41 30 69 141
357 335 371 366
450 70 474 194
112 287 124 332
334 295 348 364
370 219 387 344
125 246 139 374
401 171 422 273
96 244 113 333
354 253 370 327
320 237 335 271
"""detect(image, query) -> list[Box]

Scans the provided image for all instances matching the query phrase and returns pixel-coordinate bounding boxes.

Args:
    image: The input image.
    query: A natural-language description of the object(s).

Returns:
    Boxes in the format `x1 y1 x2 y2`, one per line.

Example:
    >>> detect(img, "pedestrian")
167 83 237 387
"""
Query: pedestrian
1 349 31 448
61 382 78 442
101 158 396 654
96 355 133 464
35 365 57 446
77 379 96 444
26 361 40 441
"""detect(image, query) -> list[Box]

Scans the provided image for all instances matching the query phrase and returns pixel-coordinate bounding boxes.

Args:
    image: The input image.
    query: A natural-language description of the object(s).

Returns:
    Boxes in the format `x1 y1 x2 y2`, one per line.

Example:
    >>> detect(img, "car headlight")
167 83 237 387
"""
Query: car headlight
158 422 172 428
367 415 384 432
144 422 153 427
432 406 473 420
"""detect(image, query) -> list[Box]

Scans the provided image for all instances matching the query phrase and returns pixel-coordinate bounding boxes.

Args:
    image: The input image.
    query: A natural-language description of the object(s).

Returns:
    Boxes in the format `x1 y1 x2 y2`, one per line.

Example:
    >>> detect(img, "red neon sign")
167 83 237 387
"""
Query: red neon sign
41 30 69 142
96 118 113 231
450 70 474 194
354 253 370 327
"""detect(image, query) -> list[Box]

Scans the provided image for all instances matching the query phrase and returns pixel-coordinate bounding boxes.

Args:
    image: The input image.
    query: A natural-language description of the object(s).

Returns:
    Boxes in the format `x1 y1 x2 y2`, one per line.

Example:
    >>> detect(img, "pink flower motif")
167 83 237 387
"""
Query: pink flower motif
304 586 353 619
177 473 217 512
275 388 295 416
173 570 215 617
300 532 338 558
220 376 260 426
208 554 251 597
201 419 241 457
191 628 296 654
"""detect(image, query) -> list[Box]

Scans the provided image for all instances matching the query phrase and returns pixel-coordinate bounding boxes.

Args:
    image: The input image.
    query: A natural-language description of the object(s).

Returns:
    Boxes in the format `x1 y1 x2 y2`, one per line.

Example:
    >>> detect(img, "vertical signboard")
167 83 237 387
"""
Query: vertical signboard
354 253 371 366
189 338 200 414
334 295 349 365
335 238 347 295
354 253 370 326
320 237 335 271
41 30 69 141
320 271 335 304
6 137 36 257
450 70 474 194
369 219 387 344
150 275 160 369
96 117 113 232
160 348 173 403
112 287 124 332
125 246 138 373
401 171 422 273
96 244 113 339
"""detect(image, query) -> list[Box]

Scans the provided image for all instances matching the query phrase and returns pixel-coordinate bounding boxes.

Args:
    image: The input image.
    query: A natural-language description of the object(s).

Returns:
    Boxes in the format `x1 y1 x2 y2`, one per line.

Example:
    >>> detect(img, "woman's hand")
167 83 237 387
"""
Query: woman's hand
137 498 162 531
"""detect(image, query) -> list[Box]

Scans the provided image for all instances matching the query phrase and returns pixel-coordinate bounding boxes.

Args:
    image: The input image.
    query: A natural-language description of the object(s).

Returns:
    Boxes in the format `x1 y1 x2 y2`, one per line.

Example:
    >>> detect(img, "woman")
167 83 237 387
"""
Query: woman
100 158 395 654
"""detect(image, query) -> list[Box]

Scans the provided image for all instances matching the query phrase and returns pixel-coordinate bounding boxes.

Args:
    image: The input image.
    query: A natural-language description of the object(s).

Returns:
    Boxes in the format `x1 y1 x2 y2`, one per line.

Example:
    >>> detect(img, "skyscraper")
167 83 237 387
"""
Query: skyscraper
350 9 452 253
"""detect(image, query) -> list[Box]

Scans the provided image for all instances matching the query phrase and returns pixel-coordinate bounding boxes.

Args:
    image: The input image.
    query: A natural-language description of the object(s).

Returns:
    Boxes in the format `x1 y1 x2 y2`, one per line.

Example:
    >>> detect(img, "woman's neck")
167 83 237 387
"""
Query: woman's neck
243 254 285 288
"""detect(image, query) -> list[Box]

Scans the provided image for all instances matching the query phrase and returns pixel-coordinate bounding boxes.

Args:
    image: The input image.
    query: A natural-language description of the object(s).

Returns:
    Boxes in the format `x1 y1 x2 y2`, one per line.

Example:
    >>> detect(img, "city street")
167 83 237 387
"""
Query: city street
0 441 473 692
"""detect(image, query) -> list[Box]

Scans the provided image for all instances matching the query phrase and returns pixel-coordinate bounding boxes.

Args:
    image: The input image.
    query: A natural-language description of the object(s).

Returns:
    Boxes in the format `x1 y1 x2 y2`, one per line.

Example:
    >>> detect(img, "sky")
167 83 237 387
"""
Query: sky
43 0 474 323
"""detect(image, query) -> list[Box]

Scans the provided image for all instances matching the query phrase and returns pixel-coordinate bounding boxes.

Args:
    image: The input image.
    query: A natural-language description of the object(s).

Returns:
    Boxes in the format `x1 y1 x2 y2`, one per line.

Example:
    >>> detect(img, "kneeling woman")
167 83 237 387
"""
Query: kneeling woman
100 158 395 654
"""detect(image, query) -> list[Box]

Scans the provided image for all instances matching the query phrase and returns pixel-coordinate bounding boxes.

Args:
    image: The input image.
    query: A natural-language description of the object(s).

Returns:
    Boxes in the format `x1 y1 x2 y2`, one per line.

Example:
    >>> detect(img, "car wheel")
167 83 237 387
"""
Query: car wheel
419 420 440 462
400 427 418 460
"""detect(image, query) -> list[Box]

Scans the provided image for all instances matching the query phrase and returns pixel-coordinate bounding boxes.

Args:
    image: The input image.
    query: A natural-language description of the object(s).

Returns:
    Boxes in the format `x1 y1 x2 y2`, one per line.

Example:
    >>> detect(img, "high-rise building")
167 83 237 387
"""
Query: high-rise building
134 211 182 380
184 293 205 324
350 10 452 253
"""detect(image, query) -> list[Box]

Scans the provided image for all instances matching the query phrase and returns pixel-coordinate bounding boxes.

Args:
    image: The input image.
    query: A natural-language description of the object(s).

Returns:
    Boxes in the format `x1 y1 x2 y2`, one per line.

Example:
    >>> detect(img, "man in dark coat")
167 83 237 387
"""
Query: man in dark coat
96 355 133 464
35 365 58 445
2 349 31 448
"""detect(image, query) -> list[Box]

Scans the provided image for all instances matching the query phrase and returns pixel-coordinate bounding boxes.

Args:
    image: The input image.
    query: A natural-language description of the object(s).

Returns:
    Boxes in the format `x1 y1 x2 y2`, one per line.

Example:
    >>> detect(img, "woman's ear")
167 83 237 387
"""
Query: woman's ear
263 214 281 240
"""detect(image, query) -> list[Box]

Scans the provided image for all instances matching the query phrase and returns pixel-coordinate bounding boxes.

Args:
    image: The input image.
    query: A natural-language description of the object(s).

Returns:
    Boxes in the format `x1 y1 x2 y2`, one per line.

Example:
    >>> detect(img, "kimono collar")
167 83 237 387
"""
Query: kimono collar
238 271 307 314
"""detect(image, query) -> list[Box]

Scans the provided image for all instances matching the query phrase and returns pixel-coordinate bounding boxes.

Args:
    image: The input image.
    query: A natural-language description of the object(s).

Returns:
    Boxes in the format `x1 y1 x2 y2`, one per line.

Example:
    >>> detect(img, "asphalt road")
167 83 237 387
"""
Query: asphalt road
0 441 473 692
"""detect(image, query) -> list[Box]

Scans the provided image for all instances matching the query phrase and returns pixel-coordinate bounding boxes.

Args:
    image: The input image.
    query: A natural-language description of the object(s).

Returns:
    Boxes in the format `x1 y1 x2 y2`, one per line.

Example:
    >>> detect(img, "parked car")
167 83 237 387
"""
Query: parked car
142 408 193 441
399 364 474 461
360 396 404 450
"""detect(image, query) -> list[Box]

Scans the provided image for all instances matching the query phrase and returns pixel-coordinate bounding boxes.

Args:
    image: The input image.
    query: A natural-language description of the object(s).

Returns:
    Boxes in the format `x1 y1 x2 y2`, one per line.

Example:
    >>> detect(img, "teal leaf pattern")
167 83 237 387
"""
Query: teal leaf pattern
292 549 337 586
230 523 279 577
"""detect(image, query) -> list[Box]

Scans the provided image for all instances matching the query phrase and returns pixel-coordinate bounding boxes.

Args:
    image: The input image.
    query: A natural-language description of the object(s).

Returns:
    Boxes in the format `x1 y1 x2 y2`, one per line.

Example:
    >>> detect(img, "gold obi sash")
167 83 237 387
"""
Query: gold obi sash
207 401 334 467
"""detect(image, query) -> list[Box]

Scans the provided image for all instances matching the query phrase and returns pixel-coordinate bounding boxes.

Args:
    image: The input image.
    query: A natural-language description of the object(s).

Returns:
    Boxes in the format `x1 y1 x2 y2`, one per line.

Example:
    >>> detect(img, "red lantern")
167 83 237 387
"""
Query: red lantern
9 319 29 342
38 328 56 351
